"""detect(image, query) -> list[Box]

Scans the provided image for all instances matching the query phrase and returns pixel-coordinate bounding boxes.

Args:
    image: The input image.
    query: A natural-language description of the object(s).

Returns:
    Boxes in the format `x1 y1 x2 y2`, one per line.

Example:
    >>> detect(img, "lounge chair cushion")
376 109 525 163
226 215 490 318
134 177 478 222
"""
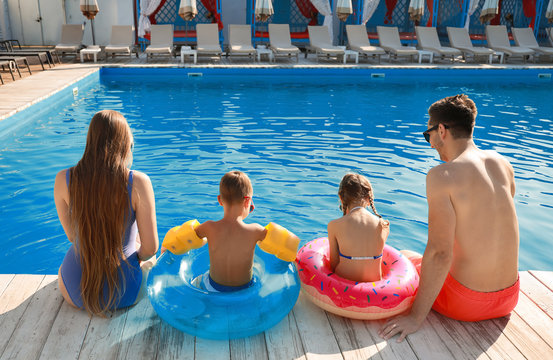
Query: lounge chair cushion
197 45 222 53
105 46 131 53
55 44 80 52
271 45 300 54
349 45 386 55
145 46 172 54
230 45 255 54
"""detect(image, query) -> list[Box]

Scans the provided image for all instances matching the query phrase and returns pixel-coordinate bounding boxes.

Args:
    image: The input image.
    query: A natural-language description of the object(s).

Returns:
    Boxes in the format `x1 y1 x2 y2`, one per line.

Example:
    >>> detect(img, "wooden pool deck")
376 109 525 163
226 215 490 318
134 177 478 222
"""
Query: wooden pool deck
0 271 552 359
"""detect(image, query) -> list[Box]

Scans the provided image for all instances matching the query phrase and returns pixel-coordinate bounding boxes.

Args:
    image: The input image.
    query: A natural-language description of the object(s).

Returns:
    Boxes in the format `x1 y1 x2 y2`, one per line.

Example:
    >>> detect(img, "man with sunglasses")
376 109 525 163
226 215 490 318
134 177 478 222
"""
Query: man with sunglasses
379 94 520 342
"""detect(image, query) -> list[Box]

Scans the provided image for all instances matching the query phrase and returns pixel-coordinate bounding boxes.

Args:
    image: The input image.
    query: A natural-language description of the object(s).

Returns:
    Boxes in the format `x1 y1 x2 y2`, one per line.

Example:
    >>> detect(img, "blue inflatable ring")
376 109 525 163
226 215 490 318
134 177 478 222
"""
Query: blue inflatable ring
147 245 300 340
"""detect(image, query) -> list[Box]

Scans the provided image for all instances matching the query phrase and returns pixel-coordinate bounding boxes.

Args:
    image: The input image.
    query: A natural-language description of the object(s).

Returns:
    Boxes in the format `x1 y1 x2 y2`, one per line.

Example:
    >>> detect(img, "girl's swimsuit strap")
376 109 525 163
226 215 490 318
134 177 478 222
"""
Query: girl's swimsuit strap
339 251 383 260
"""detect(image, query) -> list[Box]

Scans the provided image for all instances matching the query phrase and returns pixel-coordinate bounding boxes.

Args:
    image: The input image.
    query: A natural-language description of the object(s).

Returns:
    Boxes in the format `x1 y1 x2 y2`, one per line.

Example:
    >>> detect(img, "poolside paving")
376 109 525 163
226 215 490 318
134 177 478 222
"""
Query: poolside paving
0 271 552 359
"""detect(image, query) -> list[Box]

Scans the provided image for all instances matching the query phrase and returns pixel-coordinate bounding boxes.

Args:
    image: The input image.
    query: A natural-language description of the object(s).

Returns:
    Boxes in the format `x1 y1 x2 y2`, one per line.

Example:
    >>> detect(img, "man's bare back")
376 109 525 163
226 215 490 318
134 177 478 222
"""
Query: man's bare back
428 145 519 292
380 94 520 341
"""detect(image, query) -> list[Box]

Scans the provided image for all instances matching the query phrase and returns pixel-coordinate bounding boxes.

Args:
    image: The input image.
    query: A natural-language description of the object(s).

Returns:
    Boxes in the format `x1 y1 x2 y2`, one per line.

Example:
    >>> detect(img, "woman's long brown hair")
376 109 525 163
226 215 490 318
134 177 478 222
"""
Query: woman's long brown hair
69 110 133 316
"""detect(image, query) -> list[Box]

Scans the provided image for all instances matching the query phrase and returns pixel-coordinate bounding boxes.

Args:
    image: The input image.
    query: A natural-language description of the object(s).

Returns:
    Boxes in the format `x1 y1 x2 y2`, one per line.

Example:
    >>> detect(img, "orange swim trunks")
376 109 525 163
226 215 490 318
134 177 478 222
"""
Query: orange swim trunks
407 254 519 322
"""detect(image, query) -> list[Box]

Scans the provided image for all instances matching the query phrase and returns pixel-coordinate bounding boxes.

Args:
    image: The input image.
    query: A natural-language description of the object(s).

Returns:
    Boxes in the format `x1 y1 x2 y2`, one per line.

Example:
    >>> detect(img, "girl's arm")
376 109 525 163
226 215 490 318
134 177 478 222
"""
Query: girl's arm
54 169 73 242
133 171 159 261
327 220 340 271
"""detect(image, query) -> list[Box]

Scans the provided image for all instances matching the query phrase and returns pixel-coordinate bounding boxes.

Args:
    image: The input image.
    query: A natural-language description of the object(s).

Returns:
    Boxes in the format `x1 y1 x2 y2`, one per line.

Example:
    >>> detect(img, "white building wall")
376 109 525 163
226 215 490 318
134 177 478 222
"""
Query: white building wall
222 0 246 45
0 0 13 41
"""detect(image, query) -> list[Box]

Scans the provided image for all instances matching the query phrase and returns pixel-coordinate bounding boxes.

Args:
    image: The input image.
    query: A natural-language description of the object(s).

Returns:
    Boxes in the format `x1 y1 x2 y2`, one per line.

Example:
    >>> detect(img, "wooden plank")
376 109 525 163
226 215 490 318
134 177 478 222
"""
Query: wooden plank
78 308 129 359
39 302 92 360
325 313 382 360
117 297 161 360
230 333 268 360
513 291 553 349
0 275 14 297
455 319 525 360
425 312 491 360
292 293 343 360
264 313 306 360
394 313 454 359
195 338 230 360
520 271 553 320
360 320 418 360
529 270 553 292
0 275 45 356
156 322 195 360
0 275 62 360
492 311 553 360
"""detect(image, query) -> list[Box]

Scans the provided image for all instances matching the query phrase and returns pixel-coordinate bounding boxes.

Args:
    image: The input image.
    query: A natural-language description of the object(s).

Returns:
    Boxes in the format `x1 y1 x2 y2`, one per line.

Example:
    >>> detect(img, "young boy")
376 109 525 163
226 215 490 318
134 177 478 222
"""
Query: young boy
194 171 266 291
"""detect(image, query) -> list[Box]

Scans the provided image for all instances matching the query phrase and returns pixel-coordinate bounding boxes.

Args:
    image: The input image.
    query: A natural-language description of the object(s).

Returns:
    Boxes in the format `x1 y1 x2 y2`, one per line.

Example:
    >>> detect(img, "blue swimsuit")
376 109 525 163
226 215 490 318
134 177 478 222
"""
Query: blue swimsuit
60 169 142 309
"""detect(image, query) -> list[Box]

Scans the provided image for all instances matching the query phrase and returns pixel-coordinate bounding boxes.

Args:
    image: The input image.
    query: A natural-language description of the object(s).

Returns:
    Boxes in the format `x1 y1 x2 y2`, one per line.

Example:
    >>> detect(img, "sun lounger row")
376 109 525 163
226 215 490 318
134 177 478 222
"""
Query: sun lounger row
52 22 553 65
144 24 300 63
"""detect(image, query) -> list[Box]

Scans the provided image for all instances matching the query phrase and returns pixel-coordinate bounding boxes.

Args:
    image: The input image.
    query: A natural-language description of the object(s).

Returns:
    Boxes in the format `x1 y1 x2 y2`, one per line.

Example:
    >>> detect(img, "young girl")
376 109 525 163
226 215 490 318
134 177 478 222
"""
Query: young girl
327 173 390 283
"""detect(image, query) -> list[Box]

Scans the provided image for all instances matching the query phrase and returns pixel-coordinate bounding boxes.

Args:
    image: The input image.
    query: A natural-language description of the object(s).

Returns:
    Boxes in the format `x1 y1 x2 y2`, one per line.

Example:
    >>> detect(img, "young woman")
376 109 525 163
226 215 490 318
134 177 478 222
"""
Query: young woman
328 173 390 283
54 110 158 316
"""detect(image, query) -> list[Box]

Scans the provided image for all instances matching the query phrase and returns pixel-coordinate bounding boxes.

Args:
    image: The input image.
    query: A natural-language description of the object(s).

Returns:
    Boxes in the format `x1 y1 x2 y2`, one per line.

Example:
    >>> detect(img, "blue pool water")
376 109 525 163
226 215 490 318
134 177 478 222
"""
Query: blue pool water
0 68 552 273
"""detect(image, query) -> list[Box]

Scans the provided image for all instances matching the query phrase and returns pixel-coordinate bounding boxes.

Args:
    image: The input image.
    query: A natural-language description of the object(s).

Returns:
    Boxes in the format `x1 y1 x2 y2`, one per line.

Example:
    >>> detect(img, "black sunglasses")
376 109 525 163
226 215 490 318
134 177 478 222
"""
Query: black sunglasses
423 123 449 143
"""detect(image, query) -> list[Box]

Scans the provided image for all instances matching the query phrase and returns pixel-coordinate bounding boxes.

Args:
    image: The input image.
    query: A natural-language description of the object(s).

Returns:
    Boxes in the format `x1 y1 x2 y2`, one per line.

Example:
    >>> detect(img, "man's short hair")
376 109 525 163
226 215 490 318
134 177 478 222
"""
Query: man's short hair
220 171 252 204
428 94 477 139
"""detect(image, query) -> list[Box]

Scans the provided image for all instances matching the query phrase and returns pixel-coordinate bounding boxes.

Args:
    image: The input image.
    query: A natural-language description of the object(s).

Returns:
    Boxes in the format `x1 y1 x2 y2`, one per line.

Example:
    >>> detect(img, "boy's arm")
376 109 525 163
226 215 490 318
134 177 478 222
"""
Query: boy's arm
195 220 212 241
254 223 268 243
161 219 208 255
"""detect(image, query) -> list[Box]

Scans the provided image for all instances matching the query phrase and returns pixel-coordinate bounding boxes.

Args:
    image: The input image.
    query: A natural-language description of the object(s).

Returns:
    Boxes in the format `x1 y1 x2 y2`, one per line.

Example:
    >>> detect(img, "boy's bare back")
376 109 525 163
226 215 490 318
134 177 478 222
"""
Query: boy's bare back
197 219 266 287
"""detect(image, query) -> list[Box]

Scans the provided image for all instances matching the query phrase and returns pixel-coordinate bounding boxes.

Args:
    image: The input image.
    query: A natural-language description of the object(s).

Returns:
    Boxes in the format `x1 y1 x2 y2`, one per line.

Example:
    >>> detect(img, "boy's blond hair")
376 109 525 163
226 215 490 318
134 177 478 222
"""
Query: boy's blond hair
220 171 252 204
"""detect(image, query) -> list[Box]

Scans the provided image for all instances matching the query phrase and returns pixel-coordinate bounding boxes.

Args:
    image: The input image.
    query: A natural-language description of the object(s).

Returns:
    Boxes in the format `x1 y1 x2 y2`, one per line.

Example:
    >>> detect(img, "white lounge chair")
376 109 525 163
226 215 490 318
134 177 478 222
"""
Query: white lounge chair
268 24 300 62
196 24 222 61
485 25 535 63
145 25 174 60
512 27 553 61
415 26 461 63
376 26 418 62
105 25 138 60
55 24 84 57
345 25 386 63
228 25 256 61
446 27 497 64
308 26 344 62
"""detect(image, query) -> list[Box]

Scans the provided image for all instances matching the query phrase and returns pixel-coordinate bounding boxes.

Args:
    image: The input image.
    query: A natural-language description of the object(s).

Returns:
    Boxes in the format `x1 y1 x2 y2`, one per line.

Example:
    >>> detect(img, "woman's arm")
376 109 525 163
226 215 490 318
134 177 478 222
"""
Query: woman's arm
54 169 73 242
327 220 340 271
132 171 159 261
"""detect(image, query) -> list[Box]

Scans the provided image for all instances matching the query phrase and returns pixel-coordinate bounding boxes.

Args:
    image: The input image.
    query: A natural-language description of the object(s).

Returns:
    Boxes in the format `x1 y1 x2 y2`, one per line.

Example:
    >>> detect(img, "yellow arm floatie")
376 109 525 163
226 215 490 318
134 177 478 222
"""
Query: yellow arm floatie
258 222 300 262
162 219 206 255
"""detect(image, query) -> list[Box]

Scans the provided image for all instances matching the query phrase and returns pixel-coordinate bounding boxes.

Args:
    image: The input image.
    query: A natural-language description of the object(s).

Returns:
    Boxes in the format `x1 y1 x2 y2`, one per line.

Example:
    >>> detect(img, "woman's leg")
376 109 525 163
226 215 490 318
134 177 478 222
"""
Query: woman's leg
58 266 78 308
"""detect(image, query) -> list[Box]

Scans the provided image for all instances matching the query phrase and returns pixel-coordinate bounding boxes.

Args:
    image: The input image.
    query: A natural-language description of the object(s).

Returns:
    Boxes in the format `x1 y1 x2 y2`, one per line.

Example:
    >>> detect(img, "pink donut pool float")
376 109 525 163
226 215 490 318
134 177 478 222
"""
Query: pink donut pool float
296 238 419 320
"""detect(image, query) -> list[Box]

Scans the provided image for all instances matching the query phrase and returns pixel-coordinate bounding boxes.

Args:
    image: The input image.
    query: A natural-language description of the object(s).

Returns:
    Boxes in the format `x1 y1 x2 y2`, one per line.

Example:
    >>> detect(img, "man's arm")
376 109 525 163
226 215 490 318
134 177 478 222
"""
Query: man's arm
379 167 456 342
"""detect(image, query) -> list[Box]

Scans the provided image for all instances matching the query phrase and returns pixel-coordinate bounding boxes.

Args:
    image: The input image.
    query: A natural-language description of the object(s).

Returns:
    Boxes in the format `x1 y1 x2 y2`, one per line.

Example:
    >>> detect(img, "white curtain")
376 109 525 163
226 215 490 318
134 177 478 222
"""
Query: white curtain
408 0 424 22
139 0 163 37
310 0 333 40
361 0 380 25
336 0 353 22
546 0 553 23
179 0 198 21
255 0 274 22
464 0 480 29
479 0 499 24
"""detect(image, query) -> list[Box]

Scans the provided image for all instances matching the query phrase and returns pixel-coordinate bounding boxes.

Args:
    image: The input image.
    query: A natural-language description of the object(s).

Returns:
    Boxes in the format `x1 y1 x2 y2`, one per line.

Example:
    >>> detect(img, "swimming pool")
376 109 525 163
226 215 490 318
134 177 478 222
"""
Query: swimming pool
1 68 552 273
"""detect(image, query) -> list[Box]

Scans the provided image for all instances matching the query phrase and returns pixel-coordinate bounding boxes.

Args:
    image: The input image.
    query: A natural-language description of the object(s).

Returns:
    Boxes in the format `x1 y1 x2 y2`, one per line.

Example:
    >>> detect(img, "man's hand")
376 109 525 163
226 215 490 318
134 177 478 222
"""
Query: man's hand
378 313 424 342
